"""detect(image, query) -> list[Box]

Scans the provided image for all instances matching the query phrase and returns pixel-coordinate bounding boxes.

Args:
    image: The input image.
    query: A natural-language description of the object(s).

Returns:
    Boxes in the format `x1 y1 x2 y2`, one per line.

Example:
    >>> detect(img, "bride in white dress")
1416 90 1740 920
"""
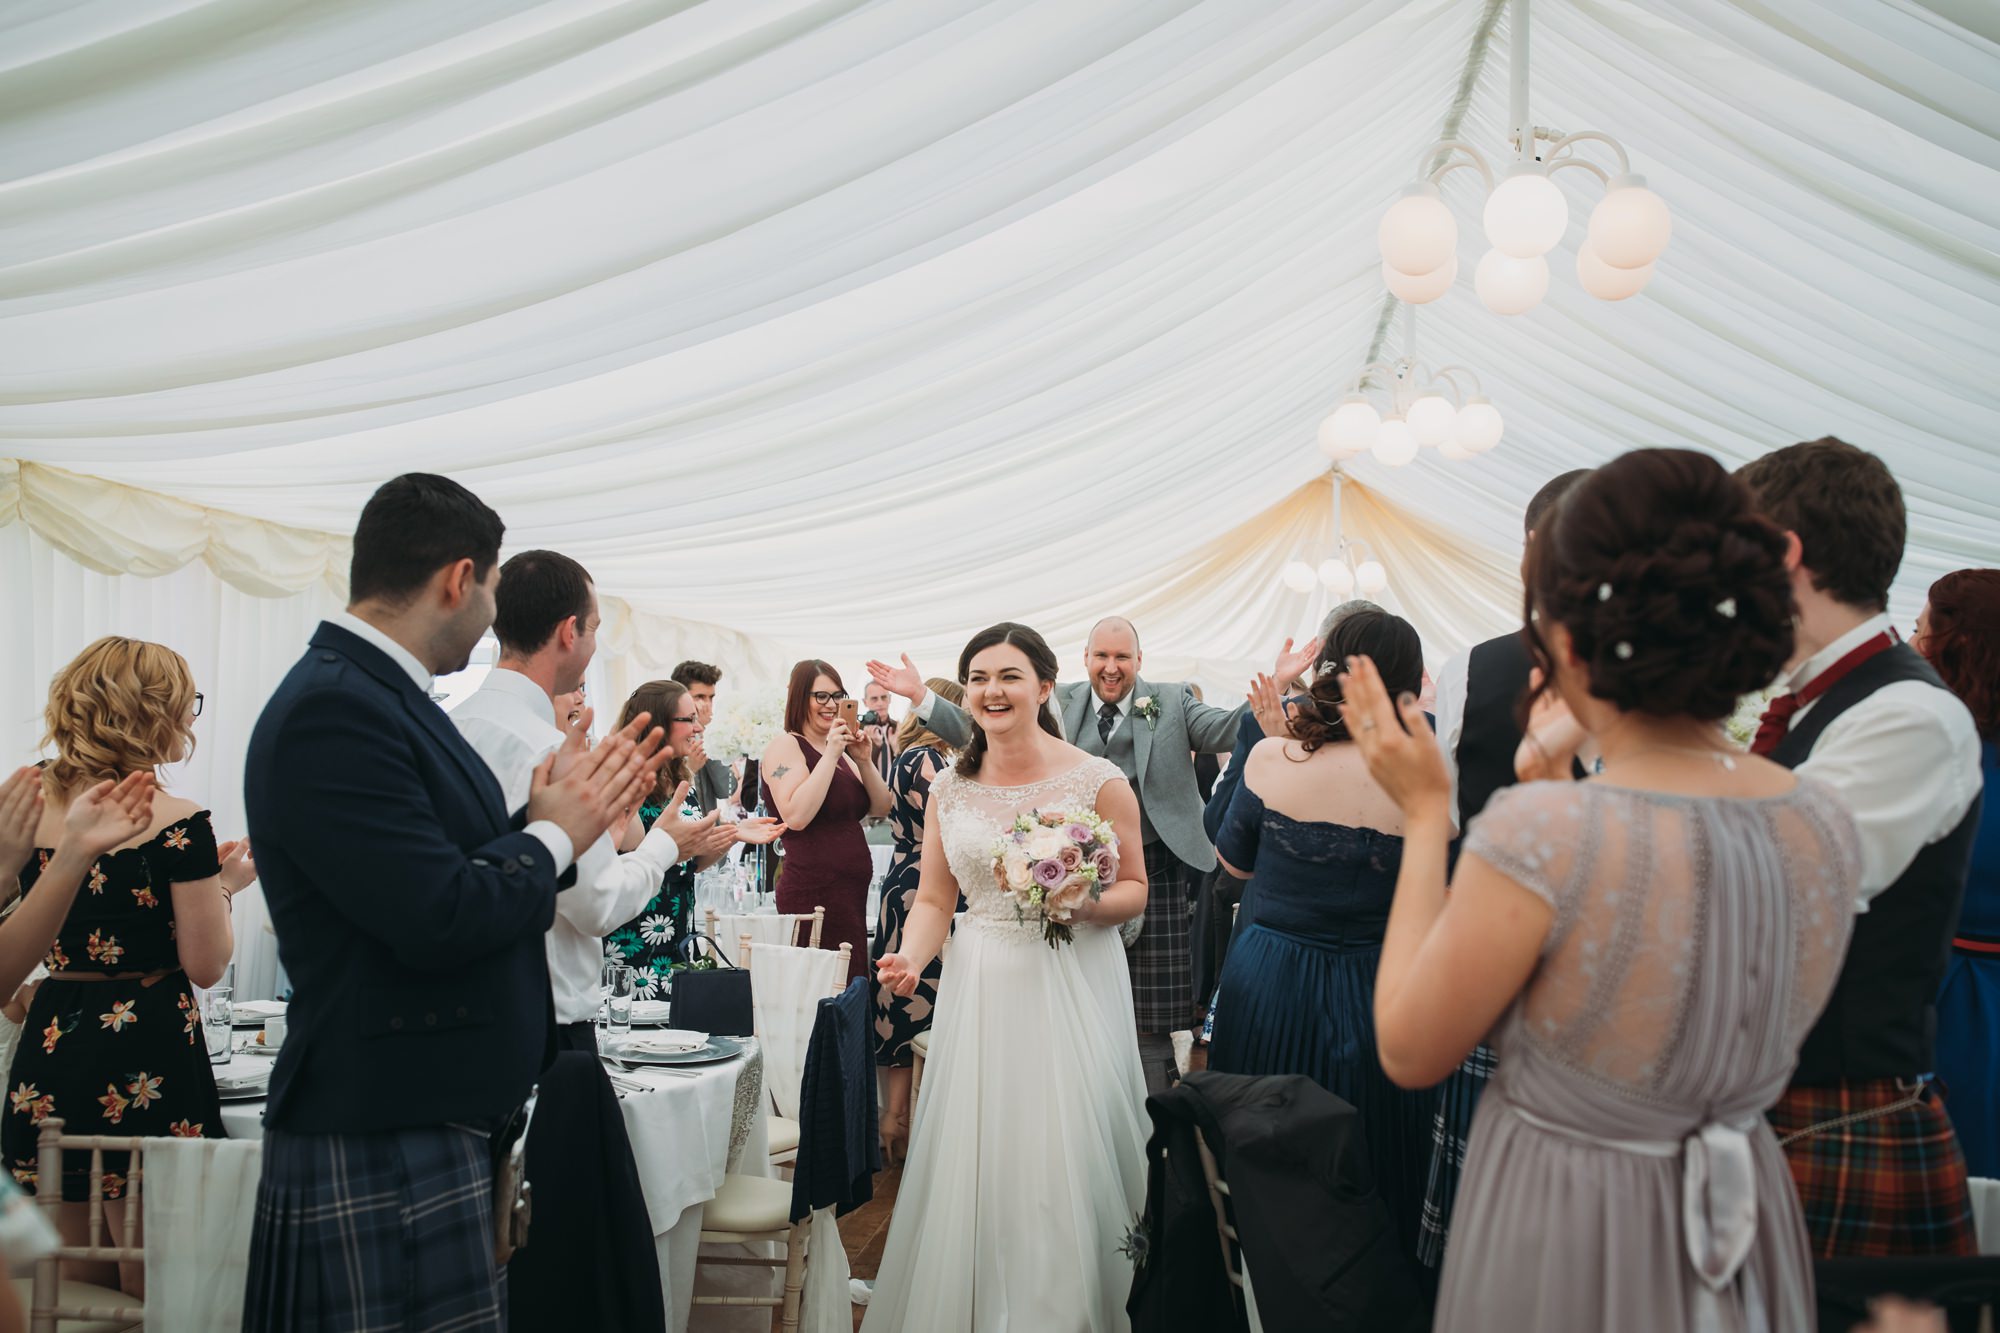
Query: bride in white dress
863 623 1151 1333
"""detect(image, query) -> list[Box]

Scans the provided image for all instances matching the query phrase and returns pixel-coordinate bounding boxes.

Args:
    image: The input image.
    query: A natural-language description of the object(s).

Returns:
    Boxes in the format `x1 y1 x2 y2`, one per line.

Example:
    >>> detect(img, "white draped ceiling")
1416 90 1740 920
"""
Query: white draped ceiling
2 0 1997 699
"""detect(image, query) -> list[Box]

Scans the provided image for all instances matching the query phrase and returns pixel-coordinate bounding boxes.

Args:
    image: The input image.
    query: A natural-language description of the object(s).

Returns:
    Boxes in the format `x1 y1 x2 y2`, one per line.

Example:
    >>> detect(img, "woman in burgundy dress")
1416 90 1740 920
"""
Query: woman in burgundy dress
760 661 891 980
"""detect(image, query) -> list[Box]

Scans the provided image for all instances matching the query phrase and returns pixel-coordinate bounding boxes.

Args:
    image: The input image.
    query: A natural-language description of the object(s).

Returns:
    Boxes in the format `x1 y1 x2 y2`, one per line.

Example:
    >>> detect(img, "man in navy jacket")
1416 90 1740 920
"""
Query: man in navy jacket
242 473 663 1333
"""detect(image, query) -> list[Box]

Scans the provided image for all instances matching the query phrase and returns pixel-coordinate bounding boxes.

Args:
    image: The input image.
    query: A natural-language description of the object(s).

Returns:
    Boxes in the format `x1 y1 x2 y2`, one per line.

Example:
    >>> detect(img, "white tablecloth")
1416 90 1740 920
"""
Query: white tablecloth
217 1042 772 1333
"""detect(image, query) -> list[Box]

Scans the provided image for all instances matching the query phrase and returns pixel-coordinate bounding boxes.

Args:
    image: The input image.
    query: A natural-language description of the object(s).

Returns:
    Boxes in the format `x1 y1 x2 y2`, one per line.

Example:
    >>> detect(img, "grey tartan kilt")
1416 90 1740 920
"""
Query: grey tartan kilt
1126 841 1196 1033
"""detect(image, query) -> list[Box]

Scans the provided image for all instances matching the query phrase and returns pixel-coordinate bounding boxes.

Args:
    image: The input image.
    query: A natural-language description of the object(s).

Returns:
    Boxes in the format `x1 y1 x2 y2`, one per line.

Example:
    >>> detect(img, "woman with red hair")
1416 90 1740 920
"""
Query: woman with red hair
1920 569 2000 1176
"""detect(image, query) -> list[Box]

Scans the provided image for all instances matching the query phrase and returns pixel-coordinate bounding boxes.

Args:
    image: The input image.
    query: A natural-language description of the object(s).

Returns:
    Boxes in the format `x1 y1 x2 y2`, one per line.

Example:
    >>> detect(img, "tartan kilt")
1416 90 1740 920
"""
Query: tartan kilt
1416 1041 1497 1269
244 1125 504 1333
1127 842 1195 1033
1768 1080 1977 1259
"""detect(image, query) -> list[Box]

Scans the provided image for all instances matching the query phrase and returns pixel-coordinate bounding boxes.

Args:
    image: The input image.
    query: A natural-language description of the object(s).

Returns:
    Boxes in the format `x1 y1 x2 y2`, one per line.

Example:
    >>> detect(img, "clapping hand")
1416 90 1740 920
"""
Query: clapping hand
653 782 724 852
876 952 920 998
1336 655 1449 821
218 839 258 895
730 816 786 846
865 654 926 703
1246 673 1292 739
59 771 157 859
1271 636 1322 689
1514 667 1586 783
0 767 45 875
530 709 669 850
686 734 709 773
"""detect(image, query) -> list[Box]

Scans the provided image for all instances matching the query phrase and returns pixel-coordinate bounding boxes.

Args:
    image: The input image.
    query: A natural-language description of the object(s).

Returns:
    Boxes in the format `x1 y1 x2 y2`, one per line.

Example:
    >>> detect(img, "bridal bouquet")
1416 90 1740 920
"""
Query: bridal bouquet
991 809 1120 948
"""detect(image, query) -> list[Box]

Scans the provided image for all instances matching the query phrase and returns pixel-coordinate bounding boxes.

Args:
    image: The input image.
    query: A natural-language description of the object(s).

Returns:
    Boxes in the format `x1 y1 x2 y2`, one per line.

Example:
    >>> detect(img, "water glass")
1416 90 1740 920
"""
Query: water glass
603 965 635 1036
204 985 234 1065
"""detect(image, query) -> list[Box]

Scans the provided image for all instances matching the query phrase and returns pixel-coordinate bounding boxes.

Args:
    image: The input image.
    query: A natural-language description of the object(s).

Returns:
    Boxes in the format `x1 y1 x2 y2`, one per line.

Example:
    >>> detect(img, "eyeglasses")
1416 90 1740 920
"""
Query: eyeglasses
809 691 849 705
669 714 699 725
192 692 205 718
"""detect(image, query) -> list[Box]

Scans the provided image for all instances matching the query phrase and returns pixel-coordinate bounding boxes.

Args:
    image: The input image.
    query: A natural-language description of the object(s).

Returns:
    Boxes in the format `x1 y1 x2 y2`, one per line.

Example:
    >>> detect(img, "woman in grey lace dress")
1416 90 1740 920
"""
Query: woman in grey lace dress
1340 449 1863 1331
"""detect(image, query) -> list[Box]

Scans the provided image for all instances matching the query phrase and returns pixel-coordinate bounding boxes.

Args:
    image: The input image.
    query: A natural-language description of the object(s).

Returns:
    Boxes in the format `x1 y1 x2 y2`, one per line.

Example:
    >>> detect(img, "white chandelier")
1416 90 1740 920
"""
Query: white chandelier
1319 305 1502 465
1377 0 1672 314
1281 470 1389 599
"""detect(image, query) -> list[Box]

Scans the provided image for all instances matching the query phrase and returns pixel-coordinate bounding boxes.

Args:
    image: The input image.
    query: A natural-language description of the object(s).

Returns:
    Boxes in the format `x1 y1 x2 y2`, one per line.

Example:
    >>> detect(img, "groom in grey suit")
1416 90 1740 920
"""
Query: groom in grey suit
876 618 1317 1094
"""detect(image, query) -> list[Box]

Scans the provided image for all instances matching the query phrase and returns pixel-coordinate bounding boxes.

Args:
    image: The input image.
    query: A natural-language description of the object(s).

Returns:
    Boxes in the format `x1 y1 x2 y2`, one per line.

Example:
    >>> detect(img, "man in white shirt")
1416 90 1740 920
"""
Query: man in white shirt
453 550 721 1053
1742 437 1985 1259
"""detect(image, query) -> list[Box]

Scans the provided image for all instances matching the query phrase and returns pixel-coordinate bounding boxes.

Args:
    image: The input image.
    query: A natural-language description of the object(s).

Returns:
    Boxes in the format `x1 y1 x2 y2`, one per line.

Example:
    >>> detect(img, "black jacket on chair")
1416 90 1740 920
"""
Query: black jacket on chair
509 1051 665 1331
1128 1071 1423 1333
791 977 880 1223
248 620 569 1133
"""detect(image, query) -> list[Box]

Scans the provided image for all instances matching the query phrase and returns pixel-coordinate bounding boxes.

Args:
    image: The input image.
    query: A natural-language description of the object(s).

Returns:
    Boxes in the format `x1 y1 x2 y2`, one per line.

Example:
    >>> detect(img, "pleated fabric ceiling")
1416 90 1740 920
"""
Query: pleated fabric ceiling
2 0 1996 692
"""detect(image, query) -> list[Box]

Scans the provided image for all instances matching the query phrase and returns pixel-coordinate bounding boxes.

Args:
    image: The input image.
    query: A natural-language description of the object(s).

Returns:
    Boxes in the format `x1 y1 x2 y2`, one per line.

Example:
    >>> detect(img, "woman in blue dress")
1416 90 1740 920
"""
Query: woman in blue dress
1205 610 1439 1270
1919 569 2000 1176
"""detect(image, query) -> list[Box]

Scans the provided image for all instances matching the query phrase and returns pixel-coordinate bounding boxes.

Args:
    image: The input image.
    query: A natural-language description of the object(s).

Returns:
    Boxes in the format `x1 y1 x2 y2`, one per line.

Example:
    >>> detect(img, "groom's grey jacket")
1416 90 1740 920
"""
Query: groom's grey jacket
922 679 1243 872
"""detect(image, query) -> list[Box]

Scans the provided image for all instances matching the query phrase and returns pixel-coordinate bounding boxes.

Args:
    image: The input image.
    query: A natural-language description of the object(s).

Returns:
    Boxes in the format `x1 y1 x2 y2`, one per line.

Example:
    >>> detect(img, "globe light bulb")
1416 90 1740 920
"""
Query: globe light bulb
1454 396 1505 453
1482 165 1568 258
1319 395 1380 459
1355 561 1389 597
1280 561 1317 593
1378 182 1458 278
1577 242 1655 301
1371 415 1419 467
1382 255 1457 304
1586 174 1672 270
1475 248 1549 316
1318 559 1355 595
1406 393 1457 447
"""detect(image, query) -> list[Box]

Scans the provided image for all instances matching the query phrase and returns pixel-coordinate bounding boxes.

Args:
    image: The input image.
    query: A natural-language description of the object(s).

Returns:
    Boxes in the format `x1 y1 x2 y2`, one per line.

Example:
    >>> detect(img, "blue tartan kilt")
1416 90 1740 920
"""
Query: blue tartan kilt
1126 842 1196 1033
244 1125 503 1333
1417 1042 1496 1269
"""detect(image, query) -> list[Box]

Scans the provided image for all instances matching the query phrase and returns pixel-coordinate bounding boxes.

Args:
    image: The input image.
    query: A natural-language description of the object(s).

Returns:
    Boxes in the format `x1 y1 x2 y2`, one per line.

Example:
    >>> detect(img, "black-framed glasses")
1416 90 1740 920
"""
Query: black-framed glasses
809 691 848 704
669 714 700 725
192 692 205 718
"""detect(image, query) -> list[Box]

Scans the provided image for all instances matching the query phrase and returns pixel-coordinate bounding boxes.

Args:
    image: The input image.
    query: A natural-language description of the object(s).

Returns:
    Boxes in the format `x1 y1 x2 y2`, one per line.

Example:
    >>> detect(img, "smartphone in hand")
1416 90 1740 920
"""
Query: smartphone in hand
837 698 860 733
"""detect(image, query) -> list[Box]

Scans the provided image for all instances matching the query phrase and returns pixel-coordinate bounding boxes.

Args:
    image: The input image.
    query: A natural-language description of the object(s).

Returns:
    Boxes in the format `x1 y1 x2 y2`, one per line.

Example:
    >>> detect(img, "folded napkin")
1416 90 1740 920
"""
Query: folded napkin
232 1000 287 1021
629 1000 671 1024
212 1063 271 1093
610 1030 707 1055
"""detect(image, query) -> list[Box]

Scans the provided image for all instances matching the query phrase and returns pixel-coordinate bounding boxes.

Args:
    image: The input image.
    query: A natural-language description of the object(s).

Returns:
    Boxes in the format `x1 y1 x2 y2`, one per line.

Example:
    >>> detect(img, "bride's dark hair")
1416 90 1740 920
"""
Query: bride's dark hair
955 623 1064 777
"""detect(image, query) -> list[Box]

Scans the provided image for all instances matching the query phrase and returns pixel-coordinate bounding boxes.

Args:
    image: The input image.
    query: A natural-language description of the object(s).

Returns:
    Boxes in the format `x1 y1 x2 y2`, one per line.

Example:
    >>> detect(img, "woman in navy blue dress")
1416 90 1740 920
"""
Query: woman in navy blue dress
1206 610 1439 1270
1919 570 2000 1176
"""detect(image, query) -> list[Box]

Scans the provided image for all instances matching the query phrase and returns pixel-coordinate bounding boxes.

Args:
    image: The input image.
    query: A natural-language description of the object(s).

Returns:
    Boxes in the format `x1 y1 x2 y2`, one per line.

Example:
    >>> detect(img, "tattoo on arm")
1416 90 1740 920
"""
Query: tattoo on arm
769 764 791 780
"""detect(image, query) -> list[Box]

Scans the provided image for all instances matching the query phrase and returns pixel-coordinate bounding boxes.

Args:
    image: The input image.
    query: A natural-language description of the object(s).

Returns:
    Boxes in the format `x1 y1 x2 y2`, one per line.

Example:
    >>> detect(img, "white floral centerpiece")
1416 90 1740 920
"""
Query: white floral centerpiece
704 694 784 760
1724 685 1782 750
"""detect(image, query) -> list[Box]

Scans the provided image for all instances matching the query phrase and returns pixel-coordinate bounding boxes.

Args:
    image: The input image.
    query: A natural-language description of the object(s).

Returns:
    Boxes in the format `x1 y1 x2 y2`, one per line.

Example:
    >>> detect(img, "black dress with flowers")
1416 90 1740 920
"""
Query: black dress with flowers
604 799 698 1002
5 813 226 1200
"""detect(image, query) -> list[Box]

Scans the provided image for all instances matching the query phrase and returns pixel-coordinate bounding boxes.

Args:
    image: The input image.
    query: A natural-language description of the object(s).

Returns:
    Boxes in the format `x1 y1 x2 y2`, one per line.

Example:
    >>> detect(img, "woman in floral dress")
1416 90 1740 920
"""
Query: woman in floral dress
873 679 964 1161
4 638 253 1288
604 680 780 998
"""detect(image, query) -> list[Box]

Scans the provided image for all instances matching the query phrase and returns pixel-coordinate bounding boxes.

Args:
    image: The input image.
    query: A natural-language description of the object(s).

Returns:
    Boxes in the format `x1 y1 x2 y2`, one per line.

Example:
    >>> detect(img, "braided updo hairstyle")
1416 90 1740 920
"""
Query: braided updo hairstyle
1524 448 1794 721
1288 608 1424 754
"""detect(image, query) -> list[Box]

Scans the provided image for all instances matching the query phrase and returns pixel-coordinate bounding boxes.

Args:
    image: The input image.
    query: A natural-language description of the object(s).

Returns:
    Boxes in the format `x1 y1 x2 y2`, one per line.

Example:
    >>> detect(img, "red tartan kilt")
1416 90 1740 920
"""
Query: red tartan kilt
1768 1079 1977 1259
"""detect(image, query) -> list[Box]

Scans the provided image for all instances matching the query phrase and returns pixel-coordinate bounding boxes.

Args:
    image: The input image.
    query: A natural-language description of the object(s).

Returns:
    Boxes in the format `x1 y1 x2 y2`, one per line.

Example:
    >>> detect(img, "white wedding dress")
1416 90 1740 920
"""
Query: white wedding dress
861 755 1150 1333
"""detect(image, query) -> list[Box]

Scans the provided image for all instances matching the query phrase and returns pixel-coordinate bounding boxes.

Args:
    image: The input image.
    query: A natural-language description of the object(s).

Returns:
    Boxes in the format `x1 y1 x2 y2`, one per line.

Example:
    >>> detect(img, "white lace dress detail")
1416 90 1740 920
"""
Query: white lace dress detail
930 756 1128 936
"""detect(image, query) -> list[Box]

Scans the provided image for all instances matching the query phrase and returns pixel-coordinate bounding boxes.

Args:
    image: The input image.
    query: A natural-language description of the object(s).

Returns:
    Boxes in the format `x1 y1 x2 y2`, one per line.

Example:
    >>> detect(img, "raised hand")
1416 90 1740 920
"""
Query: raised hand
529 722 670 852
1272 636 1322 689
218 838 258 894
0 767 45 876
1246 672 1292 739
652 783 723 852
686 734 709 773
876 952 920 998
1515 667 1587 783
823 719 859 756
60 771 156 859
865 654 926 703
1336 655 1449 820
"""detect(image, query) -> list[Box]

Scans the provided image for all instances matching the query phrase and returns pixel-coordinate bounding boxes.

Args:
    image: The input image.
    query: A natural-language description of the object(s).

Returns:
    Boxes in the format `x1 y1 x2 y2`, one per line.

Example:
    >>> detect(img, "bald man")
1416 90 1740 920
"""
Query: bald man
871 620 1318 1093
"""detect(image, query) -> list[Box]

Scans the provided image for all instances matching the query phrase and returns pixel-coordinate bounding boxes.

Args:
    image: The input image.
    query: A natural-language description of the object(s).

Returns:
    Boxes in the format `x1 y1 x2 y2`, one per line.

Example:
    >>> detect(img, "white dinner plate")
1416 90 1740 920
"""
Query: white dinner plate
605 1034 746 1067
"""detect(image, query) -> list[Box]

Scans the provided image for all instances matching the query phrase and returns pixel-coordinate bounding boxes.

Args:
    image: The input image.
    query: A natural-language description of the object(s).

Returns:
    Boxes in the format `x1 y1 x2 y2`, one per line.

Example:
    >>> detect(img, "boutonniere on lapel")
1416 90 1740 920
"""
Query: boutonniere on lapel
1133 695 1160 729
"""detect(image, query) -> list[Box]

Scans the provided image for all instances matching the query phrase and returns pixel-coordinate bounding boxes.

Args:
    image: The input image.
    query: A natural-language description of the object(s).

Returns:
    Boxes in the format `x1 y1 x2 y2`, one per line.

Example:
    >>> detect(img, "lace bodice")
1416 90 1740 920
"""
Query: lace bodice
1465 777 1861 1117
931 756 1129 934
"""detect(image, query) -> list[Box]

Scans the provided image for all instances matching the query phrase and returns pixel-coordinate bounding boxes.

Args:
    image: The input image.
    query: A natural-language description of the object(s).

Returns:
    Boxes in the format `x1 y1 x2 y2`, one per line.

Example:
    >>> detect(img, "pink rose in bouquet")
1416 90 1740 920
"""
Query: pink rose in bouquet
990 806 1120 947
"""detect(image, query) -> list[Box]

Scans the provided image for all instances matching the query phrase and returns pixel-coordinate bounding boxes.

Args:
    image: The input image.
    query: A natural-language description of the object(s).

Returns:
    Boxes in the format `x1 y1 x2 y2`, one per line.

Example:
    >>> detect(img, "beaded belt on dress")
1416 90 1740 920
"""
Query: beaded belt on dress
1504 1100 1761 1329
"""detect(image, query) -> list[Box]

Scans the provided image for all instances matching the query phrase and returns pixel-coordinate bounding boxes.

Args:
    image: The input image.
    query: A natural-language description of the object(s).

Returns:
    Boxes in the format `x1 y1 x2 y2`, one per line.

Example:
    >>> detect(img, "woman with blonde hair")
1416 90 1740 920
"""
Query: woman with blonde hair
5 637 255 1287
872 678 966 1161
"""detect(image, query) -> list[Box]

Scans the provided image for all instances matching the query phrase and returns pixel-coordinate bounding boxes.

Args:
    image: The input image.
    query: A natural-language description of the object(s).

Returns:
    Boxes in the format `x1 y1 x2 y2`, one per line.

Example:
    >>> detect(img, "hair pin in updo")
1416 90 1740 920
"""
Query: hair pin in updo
1614 641 1634 659
1714 597 1738 619
1597 583 1613 602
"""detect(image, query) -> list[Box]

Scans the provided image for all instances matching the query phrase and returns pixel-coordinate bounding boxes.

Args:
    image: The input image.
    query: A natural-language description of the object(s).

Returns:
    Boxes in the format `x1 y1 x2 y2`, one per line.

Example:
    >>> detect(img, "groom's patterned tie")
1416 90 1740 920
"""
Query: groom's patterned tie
1097 700 1119 744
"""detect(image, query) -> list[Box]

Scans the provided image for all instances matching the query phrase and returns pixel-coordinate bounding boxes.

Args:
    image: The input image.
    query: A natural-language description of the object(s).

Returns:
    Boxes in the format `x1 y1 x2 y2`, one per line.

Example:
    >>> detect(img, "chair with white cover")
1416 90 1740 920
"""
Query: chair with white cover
745 937 850 1168
706 906 823 965
26 1118 145 1333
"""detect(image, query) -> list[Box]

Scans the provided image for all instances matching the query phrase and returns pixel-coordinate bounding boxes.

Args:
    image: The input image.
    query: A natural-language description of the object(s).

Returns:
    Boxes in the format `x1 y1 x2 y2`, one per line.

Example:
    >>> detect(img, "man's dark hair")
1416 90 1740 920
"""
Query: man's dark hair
1525 469 1591 537
348 473 504 606
671 661 723 688
1737 436 1904 611
492 550 593 656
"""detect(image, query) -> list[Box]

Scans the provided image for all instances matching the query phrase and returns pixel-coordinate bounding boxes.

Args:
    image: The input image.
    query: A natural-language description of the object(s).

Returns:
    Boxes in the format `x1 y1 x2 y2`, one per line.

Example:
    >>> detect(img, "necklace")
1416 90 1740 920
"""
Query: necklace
1597 742 1740 773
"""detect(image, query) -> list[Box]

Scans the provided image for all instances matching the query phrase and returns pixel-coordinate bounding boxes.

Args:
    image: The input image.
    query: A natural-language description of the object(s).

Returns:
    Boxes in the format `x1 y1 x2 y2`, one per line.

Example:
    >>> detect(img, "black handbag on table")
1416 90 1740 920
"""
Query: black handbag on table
670 933 754 1036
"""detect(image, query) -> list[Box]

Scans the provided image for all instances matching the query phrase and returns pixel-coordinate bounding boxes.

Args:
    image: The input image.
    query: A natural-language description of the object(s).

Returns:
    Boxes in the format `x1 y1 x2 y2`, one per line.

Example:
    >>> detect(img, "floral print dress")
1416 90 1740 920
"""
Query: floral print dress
873 745 962 1066
5 812 226 1199
604 798 698 1001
